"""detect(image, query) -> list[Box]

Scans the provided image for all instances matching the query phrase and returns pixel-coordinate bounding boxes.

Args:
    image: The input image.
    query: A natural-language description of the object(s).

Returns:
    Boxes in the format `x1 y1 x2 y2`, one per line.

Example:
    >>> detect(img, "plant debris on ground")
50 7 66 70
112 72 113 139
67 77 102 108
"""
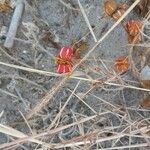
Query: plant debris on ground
0 0 150 149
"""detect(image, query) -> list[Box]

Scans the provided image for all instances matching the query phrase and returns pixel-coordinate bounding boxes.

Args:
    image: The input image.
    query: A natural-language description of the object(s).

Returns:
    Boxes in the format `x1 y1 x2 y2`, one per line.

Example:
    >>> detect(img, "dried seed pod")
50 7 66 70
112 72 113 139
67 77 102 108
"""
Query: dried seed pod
114 56 129 73
112 9 125 21
72 40 88 59
104 0 128 21
112 3 129 21
125 20 143 37
104 0 117 16
127 34 142 44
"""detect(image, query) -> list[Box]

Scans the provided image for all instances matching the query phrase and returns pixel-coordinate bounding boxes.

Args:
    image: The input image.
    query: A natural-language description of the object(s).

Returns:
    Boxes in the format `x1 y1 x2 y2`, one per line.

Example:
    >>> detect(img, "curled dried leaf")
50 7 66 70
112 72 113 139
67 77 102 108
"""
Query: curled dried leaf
125 20 143 37
114 56 129 73
112 9 126 21
104 0 117 16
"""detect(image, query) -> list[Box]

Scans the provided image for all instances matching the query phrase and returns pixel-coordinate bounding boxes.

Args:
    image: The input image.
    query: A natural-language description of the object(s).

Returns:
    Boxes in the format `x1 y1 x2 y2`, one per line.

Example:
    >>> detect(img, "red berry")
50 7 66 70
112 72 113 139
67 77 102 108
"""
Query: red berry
56 47 73 74
59 47 73 61
57 64 72 74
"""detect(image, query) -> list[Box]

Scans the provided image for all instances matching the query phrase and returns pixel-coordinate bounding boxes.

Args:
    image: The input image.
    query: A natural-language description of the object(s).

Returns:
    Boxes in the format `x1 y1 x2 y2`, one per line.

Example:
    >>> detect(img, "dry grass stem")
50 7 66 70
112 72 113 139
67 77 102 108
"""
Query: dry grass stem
0 0 149 149
48 81 81 130
77 0 97 42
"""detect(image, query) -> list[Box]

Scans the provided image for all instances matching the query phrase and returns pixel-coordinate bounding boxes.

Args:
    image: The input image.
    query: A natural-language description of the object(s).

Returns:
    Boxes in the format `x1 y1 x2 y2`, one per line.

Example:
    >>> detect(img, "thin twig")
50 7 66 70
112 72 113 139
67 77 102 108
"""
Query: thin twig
78 0 97 42
48 81 81 130
1 61 150 92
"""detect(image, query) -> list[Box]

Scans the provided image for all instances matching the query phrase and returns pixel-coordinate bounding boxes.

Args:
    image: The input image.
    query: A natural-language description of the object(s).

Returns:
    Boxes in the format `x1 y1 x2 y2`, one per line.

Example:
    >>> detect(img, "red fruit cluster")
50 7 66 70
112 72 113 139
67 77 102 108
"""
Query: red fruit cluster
56 47 73 74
